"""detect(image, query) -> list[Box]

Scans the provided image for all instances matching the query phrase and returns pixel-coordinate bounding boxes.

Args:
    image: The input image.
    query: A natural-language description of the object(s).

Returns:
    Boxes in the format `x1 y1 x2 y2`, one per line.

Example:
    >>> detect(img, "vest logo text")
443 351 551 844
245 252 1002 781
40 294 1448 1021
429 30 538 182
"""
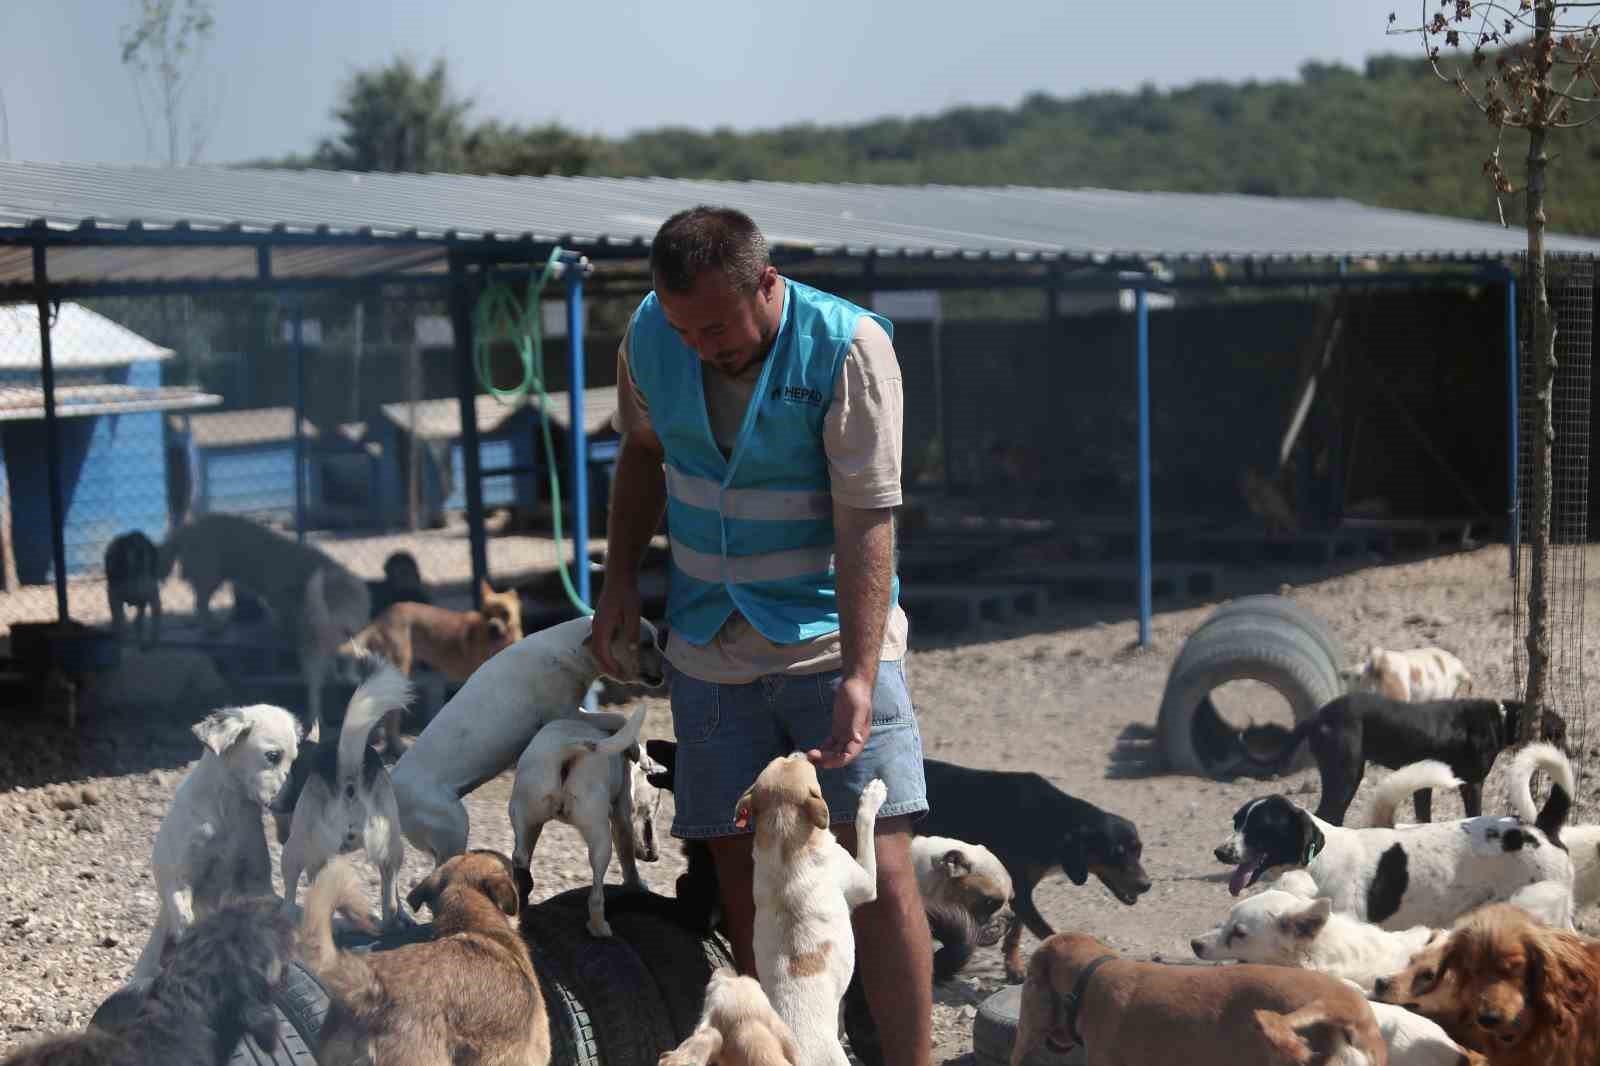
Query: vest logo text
772 384 824 407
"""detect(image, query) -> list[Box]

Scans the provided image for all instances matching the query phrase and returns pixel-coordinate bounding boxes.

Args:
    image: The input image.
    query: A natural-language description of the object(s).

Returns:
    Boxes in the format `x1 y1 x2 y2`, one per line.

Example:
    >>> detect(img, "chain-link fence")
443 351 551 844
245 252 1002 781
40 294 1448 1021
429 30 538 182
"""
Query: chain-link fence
1512 258 1595 812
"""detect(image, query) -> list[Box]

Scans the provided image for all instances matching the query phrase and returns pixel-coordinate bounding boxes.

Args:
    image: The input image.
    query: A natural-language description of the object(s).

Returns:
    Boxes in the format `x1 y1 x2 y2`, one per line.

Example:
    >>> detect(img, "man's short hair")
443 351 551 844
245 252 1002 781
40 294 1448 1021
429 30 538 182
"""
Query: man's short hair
650 206 770 295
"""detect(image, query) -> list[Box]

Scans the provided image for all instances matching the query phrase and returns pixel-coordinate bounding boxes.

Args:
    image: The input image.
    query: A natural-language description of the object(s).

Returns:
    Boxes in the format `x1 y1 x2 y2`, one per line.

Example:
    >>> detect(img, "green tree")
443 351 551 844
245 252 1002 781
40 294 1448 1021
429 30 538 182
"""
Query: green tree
1390 3 1600 736
316 57 472 173
119 0 216 164
463 120 594 176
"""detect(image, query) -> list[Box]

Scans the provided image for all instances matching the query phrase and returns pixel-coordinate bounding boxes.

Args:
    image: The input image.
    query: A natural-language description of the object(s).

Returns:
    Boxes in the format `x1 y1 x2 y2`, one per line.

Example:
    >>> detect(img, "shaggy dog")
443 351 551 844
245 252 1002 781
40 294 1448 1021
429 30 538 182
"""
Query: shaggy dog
1373 902 1600 1066
9 898 296 1066
105 530 161 648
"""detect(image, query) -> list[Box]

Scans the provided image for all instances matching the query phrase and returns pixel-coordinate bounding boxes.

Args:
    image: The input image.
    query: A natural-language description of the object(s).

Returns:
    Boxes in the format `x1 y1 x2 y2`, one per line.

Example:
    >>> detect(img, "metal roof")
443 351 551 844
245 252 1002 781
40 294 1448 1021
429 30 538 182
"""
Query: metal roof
2 161 1599 288
0 301 175 368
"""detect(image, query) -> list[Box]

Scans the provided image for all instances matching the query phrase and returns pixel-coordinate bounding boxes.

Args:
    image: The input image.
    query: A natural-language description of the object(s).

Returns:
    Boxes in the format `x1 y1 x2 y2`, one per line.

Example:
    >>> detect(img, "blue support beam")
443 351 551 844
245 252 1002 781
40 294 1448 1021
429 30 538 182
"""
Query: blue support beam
563 253 592 612
32 241 70 622
1134 281 1152 648
290 296 307 544
450 253 490 606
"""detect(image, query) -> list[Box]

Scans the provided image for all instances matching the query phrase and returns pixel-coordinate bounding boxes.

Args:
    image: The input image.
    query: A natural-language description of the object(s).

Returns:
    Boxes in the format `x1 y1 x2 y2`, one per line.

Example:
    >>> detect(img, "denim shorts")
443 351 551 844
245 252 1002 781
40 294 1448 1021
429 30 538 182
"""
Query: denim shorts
667 658 929 839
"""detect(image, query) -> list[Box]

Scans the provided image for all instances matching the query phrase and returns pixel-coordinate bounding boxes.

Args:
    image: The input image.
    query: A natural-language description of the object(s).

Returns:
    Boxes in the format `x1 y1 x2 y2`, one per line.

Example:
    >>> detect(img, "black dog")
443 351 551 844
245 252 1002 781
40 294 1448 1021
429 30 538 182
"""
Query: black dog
16 898 295 1066
104 530 162 648
366 550 431 619
1238 692 1568 826
643 739 1152 984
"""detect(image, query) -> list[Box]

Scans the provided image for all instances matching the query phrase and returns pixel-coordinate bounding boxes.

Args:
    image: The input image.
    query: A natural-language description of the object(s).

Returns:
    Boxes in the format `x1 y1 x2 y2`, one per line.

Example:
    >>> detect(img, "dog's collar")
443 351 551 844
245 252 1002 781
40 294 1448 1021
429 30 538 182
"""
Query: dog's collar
1061 954 1117 1046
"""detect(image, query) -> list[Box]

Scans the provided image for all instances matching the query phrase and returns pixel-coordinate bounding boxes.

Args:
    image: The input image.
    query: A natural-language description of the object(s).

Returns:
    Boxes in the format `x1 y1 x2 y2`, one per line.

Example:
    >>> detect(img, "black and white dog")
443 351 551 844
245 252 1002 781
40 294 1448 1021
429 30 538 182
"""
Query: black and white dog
1214 742 1577 931
1237 692 1567 825
105 530 162 648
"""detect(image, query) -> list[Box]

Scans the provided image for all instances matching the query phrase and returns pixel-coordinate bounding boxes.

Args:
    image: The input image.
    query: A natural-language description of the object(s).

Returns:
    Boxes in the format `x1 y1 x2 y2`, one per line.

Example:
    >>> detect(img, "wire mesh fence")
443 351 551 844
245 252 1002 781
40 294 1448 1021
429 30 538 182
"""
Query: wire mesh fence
1511 257 1595 812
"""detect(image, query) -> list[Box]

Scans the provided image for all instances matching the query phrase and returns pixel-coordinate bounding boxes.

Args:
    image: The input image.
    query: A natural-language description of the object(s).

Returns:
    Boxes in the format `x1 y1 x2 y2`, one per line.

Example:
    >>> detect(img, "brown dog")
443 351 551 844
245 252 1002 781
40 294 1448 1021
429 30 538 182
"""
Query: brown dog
1374 903 1600 1066
1014 932 1387 1066
346 579 523 750
299 850 550 1066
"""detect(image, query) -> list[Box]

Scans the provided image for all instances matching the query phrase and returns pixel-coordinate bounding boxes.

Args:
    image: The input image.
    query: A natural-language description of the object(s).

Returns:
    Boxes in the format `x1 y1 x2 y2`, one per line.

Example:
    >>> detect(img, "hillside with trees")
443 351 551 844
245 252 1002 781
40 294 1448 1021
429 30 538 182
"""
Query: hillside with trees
251 52 1600 236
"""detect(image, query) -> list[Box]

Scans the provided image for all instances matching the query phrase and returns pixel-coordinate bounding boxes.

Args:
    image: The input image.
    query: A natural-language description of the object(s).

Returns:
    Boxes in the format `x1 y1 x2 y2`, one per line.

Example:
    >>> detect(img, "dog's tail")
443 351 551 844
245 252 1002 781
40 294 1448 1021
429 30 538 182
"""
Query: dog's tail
1508 740 1575 841
560 704 648 763
338 658 413 783
299 858 384 1011
155 523 187 579
1366 760 1462 828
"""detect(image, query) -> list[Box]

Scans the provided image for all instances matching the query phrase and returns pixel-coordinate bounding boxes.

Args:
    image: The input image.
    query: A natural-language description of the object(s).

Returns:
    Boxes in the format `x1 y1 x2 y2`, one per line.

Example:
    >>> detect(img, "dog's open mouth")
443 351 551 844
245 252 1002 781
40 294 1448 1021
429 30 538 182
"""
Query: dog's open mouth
1229 854 1269 896
976 912 1013 948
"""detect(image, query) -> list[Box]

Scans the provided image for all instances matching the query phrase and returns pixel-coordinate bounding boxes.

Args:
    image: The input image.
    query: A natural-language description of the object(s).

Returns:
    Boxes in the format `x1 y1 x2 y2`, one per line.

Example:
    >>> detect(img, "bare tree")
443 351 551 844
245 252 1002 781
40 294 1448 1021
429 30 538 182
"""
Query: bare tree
119 0 216 165
1391 1 1600 740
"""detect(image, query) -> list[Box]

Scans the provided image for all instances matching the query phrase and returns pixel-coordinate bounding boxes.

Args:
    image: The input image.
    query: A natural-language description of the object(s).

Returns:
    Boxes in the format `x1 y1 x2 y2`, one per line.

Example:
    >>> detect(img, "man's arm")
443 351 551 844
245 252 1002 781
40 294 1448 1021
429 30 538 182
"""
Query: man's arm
808 502 895 769
591 424 667 676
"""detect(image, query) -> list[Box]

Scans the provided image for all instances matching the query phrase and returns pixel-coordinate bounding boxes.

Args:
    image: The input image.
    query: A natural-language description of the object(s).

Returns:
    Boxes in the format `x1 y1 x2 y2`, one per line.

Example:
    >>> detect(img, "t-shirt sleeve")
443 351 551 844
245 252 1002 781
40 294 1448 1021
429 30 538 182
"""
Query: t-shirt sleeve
825 315 903 510
609 322 653 437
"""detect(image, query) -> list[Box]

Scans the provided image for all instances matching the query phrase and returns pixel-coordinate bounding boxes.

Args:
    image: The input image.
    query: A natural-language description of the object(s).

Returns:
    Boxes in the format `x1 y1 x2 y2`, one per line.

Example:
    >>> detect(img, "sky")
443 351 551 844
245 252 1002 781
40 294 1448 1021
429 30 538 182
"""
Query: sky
2 0 1423 166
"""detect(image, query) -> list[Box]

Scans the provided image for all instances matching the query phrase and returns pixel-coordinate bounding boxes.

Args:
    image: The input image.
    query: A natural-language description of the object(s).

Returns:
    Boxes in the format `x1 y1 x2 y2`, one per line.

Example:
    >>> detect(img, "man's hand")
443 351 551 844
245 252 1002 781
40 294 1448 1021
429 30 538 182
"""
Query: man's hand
590 575 641 679
808 675 873 769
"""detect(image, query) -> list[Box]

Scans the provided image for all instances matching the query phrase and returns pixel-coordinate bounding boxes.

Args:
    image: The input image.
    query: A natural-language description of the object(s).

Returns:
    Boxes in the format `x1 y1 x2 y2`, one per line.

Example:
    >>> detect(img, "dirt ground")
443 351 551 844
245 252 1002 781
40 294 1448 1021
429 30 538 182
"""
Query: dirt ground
3 540 1599 1062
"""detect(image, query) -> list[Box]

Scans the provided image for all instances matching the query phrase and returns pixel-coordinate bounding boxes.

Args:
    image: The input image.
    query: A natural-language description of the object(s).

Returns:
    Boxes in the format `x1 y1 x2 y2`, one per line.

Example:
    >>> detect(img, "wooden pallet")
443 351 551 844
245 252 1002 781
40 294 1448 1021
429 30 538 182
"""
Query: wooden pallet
983 560 1223 602
898 582 1047 633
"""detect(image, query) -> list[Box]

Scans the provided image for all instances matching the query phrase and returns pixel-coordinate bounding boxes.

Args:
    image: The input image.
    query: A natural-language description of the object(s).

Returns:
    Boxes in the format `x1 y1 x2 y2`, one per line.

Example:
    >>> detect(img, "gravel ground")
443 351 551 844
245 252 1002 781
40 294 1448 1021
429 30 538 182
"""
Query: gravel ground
4 540 1599 1062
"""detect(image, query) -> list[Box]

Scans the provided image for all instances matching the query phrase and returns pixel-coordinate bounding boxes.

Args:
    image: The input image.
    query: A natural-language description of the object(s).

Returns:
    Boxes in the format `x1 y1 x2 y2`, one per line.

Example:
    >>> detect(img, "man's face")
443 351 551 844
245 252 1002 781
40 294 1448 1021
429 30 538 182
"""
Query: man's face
656 266 781 376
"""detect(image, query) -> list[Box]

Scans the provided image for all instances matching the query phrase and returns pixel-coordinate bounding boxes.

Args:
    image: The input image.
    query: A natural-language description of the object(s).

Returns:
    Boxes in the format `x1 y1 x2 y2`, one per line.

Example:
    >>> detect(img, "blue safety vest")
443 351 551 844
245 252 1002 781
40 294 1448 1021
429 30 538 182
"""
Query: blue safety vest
627 279 899 645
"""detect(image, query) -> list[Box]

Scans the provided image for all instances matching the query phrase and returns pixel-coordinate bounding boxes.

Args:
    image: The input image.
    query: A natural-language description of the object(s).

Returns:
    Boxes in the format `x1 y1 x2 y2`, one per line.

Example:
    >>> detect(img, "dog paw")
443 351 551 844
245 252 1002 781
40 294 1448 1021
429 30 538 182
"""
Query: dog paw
858 778 888 816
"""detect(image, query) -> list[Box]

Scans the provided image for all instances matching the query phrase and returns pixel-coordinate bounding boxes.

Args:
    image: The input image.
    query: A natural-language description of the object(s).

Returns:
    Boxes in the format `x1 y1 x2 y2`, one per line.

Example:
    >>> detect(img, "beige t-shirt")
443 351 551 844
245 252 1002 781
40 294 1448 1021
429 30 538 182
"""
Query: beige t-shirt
612 295 910 683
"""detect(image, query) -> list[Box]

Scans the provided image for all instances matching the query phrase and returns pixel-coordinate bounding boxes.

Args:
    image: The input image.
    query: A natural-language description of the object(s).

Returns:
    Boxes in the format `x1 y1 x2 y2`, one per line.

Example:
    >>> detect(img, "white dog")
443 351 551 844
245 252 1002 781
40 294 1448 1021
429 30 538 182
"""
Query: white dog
1366 999 1485 1066
1214 745 1576 931
910 835 1014 978
274 659 413 929
1349 646 1473 702
1191 889 1442 990
127 702 302 984
508 705 658 937
390 616 666 864
736 754 886 1066
1502 745 1600 913
660 965 801 1066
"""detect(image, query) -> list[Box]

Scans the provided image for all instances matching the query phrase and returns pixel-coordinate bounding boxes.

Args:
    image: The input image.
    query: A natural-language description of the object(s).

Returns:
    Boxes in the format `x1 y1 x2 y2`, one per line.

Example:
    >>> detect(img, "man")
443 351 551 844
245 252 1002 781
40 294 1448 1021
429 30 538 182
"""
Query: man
592 206 932 1066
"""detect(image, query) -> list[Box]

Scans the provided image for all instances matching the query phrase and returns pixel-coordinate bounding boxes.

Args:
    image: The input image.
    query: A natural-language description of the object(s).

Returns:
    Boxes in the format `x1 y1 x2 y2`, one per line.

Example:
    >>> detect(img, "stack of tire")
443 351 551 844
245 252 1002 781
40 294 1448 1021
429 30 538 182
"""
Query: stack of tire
1156 595 1347 777
91 887 733 1066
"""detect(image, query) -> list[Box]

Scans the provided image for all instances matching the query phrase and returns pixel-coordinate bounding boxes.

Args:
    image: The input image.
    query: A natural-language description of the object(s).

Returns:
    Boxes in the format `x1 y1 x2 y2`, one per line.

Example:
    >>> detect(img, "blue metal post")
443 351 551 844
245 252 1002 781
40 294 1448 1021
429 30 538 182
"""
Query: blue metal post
32 241 70 622
449 253 489 606
290 296 307 544
564 255 591 611
1506 269 1520 578
1136 283 1152 648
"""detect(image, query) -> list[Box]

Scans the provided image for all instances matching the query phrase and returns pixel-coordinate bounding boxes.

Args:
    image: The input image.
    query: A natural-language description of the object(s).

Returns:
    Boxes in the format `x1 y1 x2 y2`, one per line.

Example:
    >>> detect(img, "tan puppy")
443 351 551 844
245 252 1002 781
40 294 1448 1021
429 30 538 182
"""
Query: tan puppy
1352 646 1473 702
300 851 549 1066
658 966 801 1066
1014 931 1387 1066
736 754 887 1066
344 579 523 750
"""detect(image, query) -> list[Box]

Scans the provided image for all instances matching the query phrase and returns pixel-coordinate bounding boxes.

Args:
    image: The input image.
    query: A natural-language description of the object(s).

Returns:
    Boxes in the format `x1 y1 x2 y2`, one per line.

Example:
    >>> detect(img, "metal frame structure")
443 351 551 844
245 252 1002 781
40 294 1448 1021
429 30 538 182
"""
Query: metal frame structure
3 164 1586 645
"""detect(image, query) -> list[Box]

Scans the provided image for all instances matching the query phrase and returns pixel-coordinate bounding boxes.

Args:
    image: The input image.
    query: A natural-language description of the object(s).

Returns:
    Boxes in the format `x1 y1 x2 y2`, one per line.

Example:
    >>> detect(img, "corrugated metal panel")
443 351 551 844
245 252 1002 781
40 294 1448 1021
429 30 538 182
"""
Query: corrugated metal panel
2 161 1599 276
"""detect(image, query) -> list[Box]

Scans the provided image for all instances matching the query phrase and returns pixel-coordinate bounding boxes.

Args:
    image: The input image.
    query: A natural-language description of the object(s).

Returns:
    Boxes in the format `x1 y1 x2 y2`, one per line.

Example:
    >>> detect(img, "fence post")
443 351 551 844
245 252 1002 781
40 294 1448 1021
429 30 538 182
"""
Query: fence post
563 254 591 611
32 240 70 622
1135 279 1152 648
450 253 489 607
1506 266 1520 579
291 295 307 545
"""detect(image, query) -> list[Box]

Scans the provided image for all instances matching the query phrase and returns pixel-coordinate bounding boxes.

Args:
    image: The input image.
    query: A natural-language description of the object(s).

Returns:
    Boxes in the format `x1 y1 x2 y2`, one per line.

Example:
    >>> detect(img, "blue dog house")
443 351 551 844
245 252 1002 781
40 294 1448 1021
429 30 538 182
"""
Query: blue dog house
0 302 220 586
165 406 377 530
371 388 620 530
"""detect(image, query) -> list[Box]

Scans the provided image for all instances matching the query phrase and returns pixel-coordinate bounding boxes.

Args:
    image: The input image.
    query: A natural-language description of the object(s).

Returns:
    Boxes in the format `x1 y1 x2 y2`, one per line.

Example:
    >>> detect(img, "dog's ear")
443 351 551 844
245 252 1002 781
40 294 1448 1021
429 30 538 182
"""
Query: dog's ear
1295 810 1325 865
805 785 830 831
940 849 973 880
734 784 758 829
482 870 520 917
1060 829 1089 885
193 709 251 756
406 866 447 914
1282 896 1333 940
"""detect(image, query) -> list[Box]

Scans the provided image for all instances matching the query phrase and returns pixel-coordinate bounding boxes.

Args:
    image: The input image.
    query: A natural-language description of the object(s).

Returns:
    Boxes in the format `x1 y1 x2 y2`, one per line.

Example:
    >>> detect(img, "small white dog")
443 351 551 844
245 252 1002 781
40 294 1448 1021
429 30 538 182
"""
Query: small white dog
508 704 657 937
910 835 1014 979
1191 889 1443 990
391 615 666 864
736 754 886 1066
274 659 414 929
1366 999 1485 1066
1349 646 1473 702
128 702 302 984
659 965 801 1066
